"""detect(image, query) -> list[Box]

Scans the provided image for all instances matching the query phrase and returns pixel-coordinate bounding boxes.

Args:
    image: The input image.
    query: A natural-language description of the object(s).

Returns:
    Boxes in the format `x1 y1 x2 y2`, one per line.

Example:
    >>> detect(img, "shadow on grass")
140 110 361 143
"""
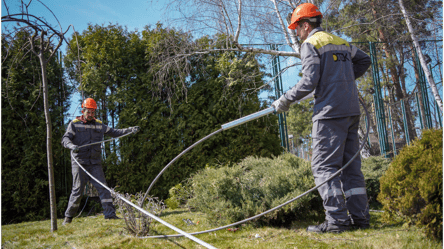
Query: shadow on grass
148 229 187 249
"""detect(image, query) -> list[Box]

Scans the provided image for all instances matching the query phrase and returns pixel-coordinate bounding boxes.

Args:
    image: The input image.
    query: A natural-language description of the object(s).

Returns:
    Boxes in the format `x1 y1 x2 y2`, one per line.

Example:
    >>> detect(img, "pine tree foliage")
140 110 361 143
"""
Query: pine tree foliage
64 24 142 161
116 28 282 199
64 24 282 199
1 31 74 224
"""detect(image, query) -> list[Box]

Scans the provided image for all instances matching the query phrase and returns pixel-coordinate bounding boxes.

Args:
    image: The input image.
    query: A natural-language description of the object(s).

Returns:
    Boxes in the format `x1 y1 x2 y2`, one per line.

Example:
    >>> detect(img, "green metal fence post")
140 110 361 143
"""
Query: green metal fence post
364 115 371 148
277 52 290 151
388 105 397 156
416 92 424 130
400 99 411 145
415 49 433 129
436 100 442 128
369 42 390 157
270 44 290 151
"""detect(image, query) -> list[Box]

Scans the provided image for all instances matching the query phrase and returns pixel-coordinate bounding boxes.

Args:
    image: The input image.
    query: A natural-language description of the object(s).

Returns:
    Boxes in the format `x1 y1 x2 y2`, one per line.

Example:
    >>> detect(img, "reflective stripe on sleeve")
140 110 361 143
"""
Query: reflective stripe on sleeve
101 198 113 203
344 187 367 198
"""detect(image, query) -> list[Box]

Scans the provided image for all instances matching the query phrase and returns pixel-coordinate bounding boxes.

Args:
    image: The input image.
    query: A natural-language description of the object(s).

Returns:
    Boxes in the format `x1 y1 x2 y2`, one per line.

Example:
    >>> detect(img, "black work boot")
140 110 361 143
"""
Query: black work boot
306 221 350 233
62 217 72 225
351 222 370 230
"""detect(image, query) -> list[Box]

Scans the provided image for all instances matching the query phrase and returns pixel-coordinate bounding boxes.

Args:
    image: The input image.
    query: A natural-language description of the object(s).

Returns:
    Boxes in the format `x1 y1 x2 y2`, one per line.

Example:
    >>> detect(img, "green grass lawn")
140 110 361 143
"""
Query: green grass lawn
2 209 442 249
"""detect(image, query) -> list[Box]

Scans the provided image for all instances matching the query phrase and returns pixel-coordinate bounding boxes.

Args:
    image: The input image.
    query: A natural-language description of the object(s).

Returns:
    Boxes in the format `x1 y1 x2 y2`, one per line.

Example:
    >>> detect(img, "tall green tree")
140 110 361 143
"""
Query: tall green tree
1 30 73 225
109 26 282 198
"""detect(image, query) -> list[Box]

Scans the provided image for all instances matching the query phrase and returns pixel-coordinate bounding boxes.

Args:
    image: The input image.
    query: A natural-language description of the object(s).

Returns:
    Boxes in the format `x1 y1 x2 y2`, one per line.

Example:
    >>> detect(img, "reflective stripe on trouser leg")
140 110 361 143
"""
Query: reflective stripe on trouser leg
87 164 116 218
65 161 88 217
311 117 361 226
340 116 370 224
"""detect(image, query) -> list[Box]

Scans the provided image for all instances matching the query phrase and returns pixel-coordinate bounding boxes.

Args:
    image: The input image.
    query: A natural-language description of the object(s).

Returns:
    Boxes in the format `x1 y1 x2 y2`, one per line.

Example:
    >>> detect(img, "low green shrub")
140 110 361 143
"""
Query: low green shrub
164 183 191 210
185 153 324 226
361 156 391 209
378 129 442 240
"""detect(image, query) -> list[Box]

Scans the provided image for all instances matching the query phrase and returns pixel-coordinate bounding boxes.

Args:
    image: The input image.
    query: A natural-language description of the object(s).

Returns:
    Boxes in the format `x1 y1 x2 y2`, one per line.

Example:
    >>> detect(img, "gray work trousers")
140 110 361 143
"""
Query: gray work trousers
65 161 116 218
311 116 370 226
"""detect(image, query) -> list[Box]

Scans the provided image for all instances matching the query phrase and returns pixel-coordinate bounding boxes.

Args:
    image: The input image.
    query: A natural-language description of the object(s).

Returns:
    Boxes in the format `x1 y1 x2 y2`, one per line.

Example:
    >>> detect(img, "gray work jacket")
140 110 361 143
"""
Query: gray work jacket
284 27 371 121
62 117 131 165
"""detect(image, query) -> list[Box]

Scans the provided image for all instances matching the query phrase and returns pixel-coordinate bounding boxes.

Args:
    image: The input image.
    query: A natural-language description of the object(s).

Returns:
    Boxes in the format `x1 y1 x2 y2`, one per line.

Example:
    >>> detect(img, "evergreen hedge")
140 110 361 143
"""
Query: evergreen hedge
181 153 324 226
113 29 282 199
378 129 442 240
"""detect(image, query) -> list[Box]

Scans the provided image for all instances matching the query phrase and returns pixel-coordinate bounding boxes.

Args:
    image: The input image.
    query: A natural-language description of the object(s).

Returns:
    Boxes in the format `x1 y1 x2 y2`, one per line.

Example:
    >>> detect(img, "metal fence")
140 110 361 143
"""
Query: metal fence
270 40 443 159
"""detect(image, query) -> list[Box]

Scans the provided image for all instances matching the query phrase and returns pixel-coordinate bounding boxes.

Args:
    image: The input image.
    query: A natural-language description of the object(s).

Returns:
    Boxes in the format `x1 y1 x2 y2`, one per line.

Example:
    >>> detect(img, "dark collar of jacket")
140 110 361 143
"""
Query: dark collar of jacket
76 115 96 124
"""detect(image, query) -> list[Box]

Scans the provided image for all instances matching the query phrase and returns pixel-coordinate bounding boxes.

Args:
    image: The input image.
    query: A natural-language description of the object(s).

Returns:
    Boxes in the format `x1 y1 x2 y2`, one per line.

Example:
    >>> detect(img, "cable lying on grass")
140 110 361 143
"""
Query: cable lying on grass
67 98 368 242
139 99 370 239
70 145 217 249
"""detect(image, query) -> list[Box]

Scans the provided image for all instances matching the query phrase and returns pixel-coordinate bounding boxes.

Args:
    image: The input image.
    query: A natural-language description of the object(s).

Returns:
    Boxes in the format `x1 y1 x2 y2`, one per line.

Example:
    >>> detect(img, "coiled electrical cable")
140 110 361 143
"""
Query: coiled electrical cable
138 98 370 239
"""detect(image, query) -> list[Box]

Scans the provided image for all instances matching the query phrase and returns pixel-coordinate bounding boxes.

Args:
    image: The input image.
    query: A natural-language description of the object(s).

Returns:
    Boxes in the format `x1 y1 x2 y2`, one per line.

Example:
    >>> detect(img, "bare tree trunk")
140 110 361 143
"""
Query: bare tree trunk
3 0 72 232
39 56 58 232
398 0 443 112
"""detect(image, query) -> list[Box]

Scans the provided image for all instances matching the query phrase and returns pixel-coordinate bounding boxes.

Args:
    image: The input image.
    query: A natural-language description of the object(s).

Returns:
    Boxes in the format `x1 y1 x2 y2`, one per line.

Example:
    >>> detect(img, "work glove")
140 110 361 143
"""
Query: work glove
70 144 79 153
271 95 291 114
130 126 140 134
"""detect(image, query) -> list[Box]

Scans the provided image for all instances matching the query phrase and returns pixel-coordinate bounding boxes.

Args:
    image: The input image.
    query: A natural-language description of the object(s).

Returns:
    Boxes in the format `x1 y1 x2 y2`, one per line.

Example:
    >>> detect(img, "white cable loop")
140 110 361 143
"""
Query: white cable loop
69 99 369 243
138 99 370 239
69 132 217 249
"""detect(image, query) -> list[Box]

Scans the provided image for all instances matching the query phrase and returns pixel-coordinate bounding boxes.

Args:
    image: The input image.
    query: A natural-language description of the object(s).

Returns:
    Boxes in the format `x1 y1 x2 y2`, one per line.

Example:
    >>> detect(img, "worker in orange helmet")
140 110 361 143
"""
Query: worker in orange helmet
272 3 372 233
61 98 140 225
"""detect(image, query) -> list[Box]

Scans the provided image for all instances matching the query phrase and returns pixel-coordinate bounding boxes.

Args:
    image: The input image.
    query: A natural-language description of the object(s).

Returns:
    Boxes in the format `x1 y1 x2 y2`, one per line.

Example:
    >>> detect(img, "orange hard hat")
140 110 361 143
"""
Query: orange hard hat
81 98 97 109
288 3 323 30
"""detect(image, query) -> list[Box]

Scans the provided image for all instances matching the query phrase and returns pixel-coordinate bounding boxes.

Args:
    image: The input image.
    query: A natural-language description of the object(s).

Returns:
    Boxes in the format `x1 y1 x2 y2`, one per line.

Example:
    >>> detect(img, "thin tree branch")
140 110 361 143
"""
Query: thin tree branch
233 0 242 45
271 0 293 49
